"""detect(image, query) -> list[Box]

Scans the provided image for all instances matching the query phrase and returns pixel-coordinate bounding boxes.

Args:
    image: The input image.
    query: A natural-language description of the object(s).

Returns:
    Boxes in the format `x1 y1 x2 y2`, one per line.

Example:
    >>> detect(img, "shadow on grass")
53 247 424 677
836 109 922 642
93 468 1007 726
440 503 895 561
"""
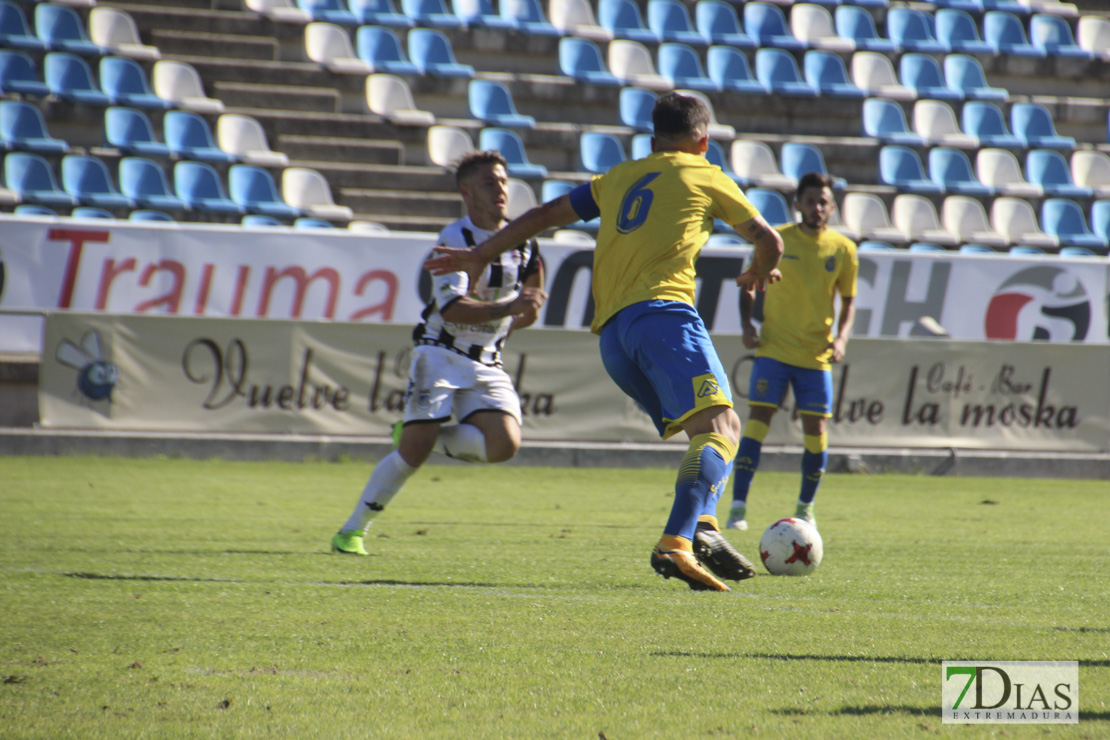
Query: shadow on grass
651 651 932 665
773 705 939 718
329 579 503 589
64 572 238 583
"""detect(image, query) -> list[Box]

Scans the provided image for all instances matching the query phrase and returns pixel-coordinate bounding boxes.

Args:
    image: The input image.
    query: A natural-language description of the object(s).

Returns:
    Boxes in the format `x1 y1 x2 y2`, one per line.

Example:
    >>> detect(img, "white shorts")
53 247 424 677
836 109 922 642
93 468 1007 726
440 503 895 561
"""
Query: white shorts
402 345 522 426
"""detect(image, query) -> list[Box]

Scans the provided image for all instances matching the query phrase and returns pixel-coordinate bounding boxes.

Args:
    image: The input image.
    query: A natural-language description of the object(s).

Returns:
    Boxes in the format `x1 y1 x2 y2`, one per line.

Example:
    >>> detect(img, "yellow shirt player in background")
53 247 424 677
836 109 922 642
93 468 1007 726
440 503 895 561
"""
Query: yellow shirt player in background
427 92 784 592
726 172 858 532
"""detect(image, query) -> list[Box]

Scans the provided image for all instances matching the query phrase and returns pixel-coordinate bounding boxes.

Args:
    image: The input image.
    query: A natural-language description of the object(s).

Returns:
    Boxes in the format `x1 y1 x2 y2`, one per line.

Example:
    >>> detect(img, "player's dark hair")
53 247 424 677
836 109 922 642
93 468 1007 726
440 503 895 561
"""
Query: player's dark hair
455 151 508 187
795 172 836 201
652 92 710 142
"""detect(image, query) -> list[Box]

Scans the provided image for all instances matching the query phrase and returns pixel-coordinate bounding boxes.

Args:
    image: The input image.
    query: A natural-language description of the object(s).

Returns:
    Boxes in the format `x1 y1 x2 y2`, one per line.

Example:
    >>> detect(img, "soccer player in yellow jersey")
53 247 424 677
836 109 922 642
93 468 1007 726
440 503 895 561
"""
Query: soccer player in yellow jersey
427 93 784 591
726 172 858 532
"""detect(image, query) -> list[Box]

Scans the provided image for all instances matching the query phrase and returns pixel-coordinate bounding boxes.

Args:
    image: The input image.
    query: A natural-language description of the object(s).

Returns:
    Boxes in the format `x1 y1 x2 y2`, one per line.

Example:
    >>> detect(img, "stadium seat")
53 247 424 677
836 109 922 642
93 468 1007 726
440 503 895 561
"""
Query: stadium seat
129 209 174 221
908 243 946 252
705 139 746 185
619 86 655 132
44 52 111 105
989 196 1058 248
608 39 670 89
1010 102 1075 150
1007 245 1048 256
4 152 76 206
152 60 224 113
857 241 897 251
631 132 652 160
934 9 995 54
479 128 547 179
1070 150 1110 198
305 22 372 75
746 187 792 226
943 54 1007 102
1058 245 1099 257
543 179 599 231
550 0 609 39
87 7 159 61
243 214 284 226
103 107 171 157
959 244 998 254
1030 13 1091 58
349 0 412 26
118 157 187 210
961 101 1023 149
217 114 289 168
886 7 949 53
245 0 313 24
657 43 717 91
891 194 959 246
34 3 106 56
282 166 353 220
61 154 133 208
298 0 357 25
69 206 114 218
558 37 620 86
1025 149 1092 198
983 11 1046 57
348 219 390 232
499 0 560 36
173 160 242 215
976 148 1042 197
0 0 46 51
695 0 756 49
1077 16 1110 60
706 46 767 94
0 100 68 154
12 204 56 215
941 196 1009 247
294 217 335 228
791 4 854 53
366 74 435 125
729 140 796 190
468 79 535 128
504 177 536 219
1089 200 1110 245
356 26 419 75
408 28 475 78
579 131 626 173
804 50 865 98
929 147 993 196
647 0 706 45
913 100 978 148
851 51 914 100
981 0 1031 16
899 53 961 101
1040 198 1108 249
228 164 301 219
426 124 473 167
879 145 945 195
99 56 171 109
597 0 658 44
755 48 818 97
677 89 734 139
780 141 847 190
454 0 516 29
835 6 897 53
841 192 910 243
164 110 235 164
400 0 466 28
745 3 807 51
0 50 50 97
862 98 926 146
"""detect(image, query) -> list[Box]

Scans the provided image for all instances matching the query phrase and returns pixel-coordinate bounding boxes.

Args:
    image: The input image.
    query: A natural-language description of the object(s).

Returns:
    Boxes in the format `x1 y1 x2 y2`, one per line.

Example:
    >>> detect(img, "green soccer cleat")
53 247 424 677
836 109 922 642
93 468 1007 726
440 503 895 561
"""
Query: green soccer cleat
391 420 404 450
725 502 748 531
650 545 730 591
794 503 816 528
693 520 757 581
331 529 368 556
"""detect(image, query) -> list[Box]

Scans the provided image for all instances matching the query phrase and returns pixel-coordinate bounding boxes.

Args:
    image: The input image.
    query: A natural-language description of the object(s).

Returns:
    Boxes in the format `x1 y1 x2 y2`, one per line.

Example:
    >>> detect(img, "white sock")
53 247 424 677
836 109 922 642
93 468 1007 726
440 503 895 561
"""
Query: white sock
433 423 488 463
341 451 418 533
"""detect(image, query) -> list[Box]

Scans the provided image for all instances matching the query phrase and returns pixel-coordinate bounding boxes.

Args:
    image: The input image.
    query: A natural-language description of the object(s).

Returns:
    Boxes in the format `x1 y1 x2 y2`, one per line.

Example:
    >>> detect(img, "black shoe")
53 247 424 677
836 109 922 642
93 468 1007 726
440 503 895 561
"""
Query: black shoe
693 521 757 581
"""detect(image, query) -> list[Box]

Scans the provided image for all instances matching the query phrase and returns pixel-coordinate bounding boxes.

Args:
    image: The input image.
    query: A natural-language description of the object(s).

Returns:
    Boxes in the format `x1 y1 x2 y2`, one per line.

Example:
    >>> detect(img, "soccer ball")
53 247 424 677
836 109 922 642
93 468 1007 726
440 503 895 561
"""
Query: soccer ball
759 518 823 576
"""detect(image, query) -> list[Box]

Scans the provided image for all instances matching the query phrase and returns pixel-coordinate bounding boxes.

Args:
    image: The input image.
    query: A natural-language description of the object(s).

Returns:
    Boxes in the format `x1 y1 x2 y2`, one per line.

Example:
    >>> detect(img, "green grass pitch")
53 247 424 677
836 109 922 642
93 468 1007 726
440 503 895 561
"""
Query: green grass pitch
0 455 1106 739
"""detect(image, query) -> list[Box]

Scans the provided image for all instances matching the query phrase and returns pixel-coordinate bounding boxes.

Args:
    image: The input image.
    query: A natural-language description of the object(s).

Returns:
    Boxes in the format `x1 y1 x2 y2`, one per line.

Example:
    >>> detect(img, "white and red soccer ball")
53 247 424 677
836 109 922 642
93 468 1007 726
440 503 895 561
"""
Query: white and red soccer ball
759 517 823 576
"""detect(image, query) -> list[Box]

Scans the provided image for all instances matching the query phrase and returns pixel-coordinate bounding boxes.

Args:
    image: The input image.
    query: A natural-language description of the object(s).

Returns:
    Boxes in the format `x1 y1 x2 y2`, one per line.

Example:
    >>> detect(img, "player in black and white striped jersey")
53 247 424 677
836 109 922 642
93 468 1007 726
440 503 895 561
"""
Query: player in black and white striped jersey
331 151 546 556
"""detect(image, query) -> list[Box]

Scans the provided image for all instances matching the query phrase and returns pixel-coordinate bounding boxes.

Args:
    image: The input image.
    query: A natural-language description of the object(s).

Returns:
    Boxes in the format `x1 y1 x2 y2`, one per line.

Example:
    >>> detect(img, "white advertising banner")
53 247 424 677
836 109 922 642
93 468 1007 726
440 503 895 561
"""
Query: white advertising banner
2 219 1108 354
40 312 1110 452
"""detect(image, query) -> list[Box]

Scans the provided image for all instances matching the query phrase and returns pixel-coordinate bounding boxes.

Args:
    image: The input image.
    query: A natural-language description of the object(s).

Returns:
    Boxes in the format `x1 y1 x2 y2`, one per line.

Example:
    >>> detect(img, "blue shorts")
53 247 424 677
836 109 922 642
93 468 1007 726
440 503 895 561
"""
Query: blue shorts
748 356 833 417
599 300 732 439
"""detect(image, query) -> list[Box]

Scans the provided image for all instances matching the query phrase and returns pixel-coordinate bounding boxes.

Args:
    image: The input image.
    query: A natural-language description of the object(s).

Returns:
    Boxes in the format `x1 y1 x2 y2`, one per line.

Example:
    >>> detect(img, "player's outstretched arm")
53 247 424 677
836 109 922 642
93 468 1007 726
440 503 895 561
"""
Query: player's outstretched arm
441 286 548 326
732 214 784 291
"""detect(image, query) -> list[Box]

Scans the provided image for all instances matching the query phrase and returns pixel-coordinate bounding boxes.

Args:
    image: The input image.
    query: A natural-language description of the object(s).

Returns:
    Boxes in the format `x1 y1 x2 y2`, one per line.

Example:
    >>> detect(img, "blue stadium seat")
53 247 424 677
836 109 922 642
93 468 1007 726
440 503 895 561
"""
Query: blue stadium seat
118 156 187 210
44 52 111 105
0 50 50 96
618 86 656 132
542 179 598 231
657 42 717 91
99 56 170 109
579 131 626 173
34 3 106 56
103 107 171 157
228 164 301 219
834 6 897 53
961 101 1023 149
1090 201 1110 245
479 128 547 179
631 132 652 160
982 0 1030 15
1030 14 1092 59
4 151 76 206
357 26 419 76
755 48 818 96
886 8 949 53
174 160 242 215
1025 149 1092 198
14 204 58 216
349 0 413 26
647 0 707 45
558 37 620 86
1010 102 1075 150
0 100 68 154
934 9 995 54
164 110 236 163
745 3 806 51
933 0 982 10
298 0 357 24
401 0 466 28
695 0 756 49
499 0 560 36
295 217 334 227
706 139 746 185
928 147 993 196
597 0 658 44
959 244 998 254
908 242 947 252
129 209 174 222
408 28 474 77
70 206 114 218
943 54 1007 101
1058 246 1098 257
746 187 792 226
780 141 847 190
899 53 962 101
0 0 46 51
452 0 516 29
242 214 284 226
706 46 767 94
857 240 897 251
61 154 133 208
983 11 1045 57
1008 245 1047 256
804 50 865 98
879 145 945 194
469 79 535 128
862 97 927 146
1041 198 1109 249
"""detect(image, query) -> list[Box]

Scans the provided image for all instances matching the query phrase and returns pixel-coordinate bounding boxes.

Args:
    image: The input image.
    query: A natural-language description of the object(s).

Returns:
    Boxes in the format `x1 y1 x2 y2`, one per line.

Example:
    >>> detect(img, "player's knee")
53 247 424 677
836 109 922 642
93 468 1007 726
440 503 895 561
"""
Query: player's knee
484 434 520 463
